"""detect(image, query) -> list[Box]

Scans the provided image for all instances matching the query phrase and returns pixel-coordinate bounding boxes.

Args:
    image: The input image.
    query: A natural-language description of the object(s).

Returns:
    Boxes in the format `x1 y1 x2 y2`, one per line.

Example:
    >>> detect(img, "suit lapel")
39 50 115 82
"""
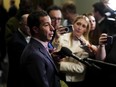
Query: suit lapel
40 48 58 72
30 38 58 72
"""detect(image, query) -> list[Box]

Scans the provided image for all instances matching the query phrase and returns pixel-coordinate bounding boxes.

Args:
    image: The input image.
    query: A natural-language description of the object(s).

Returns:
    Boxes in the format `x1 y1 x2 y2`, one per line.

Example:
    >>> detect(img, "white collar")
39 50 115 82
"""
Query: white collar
18 28 31 43
98 17 105 24
32 37 48 50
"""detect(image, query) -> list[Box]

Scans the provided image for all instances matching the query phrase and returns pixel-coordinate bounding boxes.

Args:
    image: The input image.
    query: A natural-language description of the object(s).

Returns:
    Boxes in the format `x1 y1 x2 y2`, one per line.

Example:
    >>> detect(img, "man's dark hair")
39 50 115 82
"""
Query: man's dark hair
16 0 34 20
93 2 108 16
62 2 77 14
27 10 48 35
46 5 62 14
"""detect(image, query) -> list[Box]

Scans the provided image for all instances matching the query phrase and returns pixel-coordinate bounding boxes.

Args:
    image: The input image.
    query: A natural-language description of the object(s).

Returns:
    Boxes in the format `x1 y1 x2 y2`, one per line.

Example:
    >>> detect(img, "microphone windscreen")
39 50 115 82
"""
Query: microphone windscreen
59 47 72 56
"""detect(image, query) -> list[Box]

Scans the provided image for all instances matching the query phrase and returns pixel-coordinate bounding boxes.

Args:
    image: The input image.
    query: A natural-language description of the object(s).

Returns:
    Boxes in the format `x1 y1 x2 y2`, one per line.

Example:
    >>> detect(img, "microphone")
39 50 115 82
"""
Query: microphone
84 57 116 68
59 47 101 69
58 47 93 66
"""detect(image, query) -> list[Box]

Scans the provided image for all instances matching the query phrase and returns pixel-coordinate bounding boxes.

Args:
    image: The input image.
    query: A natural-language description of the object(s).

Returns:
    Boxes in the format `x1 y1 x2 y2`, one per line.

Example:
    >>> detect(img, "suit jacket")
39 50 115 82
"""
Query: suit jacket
19 38 60 87
7 30 28 87
98 17 116 35
5 16 20 44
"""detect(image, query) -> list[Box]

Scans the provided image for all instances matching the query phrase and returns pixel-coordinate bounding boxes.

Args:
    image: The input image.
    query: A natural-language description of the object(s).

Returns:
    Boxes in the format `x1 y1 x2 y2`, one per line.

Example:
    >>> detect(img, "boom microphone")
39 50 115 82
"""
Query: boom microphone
59 47 101 69
59 47 93 66
59 47 72 56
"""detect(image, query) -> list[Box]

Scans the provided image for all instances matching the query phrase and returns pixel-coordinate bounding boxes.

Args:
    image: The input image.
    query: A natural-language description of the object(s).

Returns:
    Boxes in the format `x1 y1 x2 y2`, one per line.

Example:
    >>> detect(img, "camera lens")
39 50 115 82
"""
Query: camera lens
65 27 69 32
64 25 73 33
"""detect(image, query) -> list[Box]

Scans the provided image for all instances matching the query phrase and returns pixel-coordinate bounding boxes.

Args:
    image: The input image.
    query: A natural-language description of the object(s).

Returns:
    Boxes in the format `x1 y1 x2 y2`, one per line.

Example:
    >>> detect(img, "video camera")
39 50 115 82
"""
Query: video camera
105 10 116 34
105 10 116 22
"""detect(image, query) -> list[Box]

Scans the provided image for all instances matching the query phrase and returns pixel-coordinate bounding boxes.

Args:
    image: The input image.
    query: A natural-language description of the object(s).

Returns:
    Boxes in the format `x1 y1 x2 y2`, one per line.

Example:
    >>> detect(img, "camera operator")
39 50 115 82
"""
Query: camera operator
93 2 116 36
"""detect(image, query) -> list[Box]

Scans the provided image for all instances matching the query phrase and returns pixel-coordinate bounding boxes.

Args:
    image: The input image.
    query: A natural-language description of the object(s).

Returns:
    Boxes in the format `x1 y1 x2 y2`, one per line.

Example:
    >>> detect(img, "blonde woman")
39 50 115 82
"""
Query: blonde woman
52 15 97 87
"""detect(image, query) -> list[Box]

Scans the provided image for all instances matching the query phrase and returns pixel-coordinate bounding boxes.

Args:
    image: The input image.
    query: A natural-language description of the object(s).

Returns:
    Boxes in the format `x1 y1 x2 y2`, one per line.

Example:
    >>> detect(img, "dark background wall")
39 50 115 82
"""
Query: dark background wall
4 0 100 14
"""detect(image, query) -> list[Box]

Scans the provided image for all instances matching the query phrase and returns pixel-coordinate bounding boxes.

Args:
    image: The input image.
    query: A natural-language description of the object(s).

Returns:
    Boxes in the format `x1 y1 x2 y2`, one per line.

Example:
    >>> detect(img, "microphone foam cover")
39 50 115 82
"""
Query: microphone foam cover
59 47 72 56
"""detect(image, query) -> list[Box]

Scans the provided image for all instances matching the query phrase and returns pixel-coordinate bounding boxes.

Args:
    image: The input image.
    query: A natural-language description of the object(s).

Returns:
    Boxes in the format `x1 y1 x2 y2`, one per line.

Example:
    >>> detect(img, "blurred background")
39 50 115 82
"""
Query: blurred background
3 0 100 14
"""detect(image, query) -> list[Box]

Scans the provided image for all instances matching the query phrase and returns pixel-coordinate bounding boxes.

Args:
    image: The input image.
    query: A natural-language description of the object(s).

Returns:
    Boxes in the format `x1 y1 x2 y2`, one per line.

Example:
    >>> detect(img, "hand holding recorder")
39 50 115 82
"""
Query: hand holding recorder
99 33 113 46
55 25 73 38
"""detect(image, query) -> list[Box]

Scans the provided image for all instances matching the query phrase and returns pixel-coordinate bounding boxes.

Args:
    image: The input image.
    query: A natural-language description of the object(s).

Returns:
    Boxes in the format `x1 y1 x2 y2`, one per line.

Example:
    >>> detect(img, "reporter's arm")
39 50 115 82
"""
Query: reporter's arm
96 33 107 61
96 44 106 60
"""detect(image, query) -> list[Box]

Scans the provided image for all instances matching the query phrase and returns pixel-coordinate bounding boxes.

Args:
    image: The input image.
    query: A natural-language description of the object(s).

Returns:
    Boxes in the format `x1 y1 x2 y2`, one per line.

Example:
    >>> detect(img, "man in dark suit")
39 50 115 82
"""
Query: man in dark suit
5 0 33 45
92 1 116 36
7 14 30 87
19 10 61 87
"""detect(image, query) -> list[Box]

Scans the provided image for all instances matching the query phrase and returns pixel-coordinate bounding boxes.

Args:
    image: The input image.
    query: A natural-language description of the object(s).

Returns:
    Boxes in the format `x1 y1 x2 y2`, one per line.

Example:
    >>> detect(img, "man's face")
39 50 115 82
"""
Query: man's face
37 16 55 42
92 8 98 21
49 10 62 29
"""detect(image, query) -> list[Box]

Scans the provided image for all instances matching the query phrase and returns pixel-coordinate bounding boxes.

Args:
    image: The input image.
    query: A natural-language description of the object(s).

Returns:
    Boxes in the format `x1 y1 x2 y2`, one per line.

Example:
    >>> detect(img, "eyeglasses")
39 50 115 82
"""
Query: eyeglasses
51 17 62 21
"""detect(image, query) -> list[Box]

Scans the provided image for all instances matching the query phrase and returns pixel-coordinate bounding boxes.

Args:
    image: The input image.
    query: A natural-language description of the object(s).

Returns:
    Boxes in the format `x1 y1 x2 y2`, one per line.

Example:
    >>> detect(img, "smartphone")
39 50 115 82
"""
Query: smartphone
64 25 73 33
107 36 113 45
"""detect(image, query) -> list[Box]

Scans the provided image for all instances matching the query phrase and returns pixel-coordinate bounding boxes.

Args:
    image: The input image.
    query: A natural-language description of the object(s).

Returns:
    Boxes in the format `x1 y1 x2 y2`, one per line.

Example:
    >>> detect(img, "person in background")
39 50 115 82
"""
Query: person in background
0 0 8 86
92 2 107 35
47 5 63 43
52 15 97 87
47 5 65 51
6 13 30 87
92 1 116 36
62 1 79 26
82 13 101 87
47 5 62 29
92 2 116 86
92 1 116 58
19 10 60 87
8 0 18 19
96 33 116 86
0 0 8 70
5 0 33 45
86 13 100 45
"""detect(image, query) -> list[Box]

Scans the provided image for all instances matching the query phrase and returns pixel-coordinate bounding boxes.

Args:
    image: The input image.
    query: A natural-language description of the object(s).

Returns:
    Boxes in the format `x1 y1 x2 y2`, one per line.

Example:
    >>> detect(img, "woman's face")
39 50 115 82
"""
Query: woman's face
73 18 88 37
88 15 96 30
